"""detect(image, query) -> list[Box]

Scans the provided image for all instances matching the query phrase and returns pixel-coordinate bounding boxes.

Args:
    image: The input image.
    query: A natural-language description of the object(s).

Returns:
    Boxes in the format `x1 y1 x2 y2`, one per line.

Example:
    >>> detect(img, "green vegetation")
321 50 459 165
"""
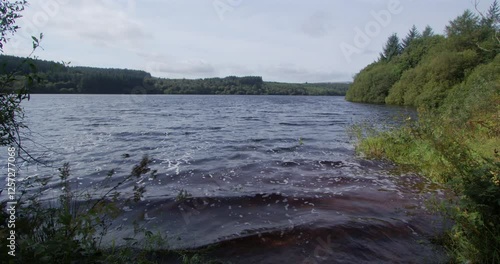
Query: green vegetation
348 1 500 262
353 110 500 263
346 3 499 108
0 0 40 155
1 55 350 96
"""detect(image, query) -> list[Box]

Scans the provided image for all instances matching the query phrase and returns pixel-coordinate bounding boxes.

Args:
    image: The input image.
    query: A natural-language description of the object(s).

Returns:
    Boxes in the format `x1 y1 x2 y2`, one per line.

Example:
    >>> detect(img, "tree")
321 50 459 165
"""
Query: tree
485 0 500 47
422 25 434 38
473 0 500 53
379 33 402 61
446 10 480 37
445 10 486 51
1 0 41 160
478 0 500 45
488 0 500 22
477 0 500 27
0 0 27 51
402 25 421 50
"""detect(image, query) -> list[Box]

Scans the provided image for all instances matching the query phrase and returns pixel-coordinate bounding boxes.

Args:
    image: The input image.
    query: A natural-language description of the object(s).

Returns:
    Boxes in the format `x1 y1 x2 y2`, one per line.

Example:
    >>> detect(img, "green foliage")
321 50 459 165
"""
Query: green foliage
441 54 500 124
389 49 480 108
401 25 421 51
345 61 401 103
263 81 349 96
1 55 350 96
353 109 500 263
395 34 446 70
0 55 152 94
347 3 499 108
0 0 31 146
1 38 43 156
352 46 500 264
445 10 482 50
0 0 27 51
379 33 402 62
349 2 500 262
422 25 435 38
158 76 265 95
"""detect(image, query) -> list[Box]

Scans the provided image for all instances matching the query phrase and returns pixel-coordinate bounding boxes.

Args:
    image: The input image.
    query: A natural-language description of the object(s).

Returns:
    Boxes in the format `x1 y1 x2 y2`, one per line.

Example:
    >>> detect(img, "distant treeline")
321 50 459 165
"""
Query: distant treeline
0 55 350 96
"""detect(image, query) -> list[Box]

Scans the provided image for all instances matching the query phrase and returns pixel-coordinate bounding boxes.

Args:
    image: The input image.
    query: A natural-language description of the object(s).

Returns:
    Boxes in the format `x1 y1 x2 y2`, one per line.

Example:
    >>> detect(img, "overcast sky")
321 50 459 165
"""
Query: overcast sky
3 0 492 83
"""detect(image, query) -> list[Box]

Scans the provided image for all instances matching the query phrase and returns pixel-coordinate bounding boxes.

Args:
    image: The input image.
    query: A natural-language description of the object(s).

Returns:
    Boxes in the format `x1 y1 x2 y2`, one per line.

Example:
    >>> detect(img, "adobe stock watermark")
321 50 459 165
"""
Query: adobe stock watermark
340 0 408 63
5 147 18 257
213 0 244 21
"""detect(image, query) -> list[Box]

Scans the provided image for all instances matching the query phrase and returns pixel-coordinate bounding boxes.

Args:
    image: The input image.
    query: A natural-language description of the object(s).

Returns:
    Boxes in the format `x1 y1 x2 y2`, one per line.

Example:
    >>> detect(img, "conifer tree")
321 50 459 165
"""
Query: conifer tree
379 33 402 61
402 25 422 50
422 25 434 38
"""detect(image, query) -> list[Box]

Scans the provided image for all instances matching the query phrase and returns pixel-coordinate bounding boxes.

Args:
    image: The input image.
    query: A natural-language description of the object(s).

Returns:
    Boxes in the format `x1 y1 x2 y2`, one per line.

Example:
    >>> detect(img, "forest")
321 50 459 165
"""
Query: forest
348 2 500 262
345 7 499 111
0 55 350 96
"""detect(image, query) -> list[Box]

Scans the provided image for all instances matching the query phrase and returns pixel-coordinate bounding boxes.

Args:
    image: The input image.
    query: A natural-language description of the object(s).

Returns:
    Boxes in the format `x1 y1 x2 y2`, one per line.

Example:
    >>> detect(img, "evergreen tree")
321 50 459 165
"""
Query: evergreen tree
379 33 402 61
484 0 500 27
445 10 480 37
402 25 422 50
422 25 434 38
445 10 483 50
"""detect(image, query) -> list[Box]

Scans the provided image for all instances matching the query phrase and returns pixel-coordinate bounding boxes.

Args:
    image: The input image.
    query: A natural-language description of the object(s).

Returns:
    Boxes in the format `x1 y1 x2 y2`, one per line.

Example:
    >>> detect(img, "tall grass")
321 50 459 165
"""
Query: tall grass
352 107 500 263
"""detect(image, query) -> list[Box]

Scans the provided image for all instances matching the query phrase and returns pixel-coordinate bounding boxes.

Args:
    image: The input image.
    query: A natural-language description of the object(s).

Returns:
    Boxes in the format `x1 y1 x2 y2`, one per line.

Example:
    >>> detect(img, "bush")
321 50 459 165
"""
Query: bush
353 110 500 263
346 62 402 103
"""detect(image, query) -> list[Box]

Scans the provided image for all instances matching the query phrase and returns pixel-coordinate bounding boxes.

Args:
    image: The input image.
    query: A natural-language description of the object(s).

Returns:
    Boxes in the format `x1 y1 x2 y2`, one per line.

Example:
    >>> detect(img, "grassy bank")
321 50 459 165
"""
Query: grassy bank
346 3 500 262
352 107 500 263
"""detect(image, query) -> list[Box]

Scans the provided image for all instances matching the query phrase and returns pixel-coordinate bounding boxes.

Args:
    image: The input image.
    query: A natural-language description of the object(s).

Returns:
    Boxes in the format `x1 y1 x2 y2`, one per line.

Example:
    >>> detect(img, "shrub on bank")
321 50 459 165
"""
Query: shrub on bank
353 109 500 263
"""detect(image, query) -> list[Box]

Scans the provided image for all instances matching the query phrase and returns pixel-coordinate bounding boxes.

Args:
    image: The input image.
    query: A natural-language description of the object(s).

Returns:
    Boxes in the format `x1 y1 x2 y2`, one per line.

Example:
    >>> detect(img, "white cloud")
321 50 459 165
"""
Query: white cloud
39 0 150 49
262 64 351 83
150 59 217 77
300 11 336 38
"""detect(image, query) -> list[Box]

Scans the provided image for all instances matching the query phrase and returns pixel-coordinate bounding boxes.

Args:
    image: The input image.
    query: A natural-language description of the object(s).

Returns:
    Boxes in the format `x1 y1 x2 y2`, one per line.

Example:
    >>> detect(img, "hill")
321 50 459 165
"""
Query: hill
0 55 350 96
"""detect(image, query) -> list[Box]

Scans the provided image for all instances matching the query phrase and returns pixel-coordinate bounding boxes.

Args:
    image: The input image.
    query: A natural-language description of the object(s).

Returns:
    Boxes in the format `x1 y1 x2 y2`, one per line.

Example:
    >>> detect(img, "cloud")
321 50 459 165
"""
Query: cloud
46 0 151 49
146 59 217 77
263 64 351 82
300 11 336 38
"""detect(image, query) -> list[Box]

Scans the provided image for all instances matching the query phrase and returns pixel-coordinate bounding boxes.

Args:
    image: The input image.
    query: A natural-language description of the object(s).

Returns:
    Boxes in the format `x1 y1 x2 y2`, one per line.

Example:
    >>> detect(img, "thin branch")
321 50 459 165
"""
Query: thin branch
474 0 487 19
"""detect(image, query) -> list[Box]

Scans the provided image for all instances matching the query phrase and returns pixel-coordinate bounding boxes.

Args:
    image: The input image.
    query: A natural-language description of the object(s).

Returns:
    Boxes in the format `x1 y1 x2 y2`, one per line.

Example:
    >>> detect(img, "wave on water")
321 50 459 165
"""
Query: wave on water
17 95 446 263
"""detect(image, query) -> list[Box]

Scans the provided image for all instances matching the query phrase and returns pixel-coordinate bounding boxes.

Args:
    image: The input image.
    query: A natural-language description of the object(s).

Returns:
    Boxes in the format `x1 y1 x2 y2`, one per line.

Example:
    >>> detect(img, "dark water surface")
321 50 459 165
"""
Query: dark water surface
15 95 447 263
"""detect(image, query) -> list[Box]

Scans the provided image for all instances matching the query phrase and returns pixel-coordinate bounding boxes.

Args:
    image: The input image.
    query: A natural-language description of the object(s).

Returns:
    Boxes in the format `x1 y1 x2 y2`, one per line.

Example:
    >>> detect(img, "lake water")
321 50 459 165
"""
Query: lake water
13 95 447 263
